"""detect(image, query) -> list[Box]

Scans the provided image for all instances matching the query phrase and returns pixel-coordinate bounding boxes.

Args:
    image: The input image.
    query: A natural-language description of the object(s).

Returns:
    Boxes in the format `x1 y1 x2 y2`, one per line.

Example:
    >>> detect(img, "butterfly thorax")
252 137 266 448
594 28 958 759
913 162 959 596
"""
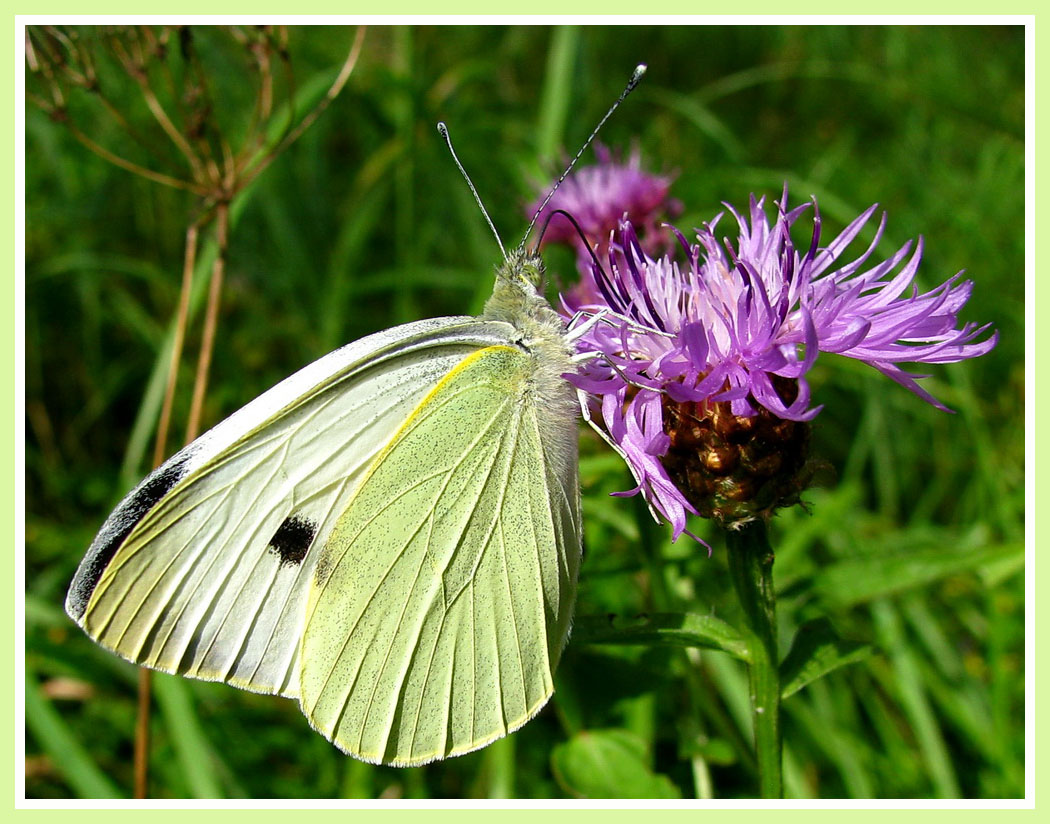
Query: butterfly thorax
482 248 579 443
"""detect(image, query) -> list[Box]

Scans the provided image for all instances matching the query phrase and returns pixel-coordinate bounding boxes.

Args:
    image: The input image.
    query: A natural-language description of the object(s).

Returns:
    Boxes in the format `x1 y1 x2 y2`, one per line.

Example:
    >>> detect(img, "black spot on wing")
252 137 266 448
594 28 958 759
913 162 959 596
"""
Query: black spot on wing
66 450 193 621
268 514 317 567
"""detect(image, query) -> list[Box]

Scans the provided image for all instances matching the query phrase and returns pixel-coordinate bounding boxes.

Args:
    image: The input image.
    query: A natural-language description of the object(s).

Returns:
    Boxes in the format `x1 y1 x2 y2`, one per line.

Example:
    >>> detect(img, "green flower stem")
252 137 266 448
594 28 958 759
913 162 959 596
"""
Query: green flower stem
726 520 782 799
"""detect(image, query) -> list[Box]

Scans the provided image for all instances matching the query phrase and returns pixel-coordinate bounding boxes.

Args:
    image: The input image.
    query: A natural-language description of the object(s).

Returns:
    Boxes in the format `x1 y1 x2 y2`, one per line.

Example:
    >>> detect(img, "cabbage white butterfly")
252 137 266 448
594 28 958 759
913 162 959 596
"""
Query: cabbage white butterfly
66 65 645 767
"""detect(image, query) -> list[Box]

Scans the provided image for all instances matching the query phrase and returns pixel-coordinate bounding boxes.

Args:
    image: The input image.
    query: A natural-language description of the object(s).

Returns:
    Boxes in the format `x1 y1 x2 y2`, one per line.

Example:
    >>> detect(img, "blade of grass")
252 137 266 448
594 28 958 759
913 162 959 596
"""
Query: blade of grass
696 59 879 106
535 25 579 165
340 757 375 799
573 612 749 660
391 26 417 323
151 674 225 798
784 683 873 797
871 599 960 797
646 86 745 162
811 540 1022 609
116 210 243 487
863 672 925 790
25 667 123 799
779 617 872 699
984 585 1024 793
474 733 516 799
321 158 396 349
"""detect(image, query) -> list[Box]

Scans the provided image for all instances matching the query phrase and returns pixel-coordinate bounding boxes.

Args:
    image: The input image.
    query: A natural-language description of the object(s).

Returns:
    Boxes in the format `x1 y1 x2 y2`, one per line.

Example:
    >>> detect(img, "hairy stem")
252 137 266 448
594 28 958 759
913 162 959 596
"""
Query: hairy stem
726 521 782 798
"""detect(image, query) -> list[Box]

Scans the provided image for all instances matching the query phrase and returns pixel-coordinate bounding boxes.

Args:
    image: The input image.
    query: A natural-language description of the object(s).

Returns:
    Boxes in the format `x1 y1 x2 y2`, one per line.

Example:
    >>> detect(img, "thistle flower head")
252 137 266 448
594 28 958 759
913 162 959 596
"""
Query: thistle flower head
567 188 998 536
528 144 679 278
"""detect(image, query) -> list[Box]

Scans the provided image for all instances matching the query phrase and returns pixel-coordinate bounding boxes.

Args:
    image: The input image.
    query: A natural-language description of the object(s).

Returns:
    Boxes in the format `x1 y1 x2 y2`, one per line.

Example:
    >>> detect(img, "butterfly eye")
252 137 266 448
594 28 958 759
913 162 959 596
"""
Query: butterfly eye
521 256 545 289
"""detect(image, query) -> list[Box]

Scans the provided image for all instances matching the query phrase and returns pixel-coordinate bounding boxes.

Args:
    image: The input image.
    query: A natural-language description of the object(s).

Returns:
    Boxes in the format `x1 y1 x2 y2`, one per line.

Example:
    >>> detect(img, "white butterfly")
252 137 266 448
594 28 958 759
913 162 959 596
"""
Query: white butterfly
66 65 645 767
66 246 580 766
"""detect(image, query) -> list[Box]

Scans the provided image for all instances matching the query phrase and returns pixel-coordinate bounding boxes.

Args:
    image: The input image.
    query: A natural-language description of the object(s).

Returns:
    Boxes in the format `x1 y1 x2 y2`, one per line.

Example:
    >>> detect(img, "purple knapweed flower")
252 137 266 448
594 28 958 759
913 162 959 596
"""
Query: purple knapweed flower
529 145 680 307
566 188 998 537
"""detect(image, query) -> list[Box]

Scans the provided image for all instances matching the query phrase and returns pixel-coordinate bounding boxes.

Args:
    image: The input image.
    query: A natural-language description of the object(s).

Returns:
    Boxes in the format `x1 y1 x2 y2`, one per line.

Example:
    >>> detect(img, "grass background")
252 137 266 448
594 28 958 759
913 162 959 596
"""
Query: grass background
24 24 1024 799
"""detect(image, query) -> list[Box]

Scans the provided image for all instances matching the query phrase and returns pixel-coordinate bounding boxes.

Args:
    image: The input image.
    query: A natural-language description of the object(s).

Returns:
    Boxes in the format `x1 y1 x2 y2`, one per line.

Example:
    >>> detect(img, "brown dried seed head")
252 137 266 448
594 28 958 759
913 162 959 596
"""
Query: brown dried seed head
659 377 811 527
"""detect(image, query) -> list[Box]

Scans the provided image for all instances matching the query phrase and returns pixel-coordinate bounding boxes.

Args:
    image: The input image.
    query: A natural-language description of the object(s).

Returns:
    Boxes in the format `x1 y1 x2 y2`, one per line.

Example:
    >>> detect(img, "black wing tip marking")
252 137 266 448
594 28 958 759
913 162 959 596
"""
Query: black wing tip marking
268 514 318 567
65 451 194 622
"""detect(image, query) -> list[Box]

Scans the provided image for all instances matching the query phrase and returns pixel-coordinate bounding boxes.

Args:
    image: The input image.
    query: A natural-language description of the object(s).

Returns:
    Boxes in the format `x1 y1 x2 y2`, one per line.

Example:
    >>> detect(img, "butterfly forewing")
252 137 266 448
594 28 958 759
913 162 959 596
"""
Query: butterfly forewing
68 318 521 697
300 344 581 766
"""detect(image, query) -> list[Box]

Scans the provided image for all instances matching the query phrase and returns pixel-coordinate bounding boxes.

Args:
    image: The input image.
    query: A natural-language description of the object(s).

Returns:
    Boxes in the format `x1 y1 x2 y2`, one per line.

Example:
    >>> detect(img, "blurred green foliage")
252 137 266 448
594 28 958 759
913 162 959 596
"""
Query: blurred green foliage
25 24 1024 799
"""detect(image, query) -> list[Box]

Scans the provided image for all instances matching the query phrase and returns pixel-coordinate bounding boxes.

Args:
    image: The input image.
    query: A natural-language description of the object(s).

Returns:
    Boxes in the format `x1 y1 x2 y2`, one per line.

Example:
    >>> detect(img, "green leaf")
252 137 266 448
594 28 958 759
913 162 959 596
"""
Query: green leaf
779 618 873 699
572 612 750 660
551 729 681 799
809 541 1023 608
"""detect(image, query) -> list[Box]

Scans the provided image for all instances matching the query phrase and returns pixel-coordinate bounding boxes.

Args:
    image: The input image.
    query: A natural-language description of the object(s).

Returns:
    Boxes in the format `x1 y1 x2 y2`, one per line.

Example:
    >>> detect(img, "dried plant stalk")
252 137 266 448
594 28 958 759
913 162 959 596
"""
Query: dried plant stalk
27 25 366 797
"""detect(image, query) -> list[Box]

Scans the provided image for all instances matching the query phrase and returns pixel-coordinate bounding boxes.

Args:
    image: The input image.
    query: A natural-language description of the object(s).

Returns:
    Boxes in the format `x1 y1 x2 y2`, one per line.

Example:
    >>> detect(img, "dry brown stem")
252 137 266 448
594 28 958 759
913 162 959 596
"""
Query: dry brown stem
26 24 366 799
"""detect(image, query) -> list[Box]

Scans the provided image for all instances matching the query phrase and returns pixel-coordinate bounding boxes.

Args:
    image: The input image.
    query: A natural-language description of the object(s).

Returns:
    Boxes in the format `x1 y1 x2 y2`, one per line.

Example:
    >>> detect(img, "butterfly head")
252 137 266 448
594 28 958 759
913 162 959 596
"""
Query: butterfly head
483 247 567 338
502 247 546 292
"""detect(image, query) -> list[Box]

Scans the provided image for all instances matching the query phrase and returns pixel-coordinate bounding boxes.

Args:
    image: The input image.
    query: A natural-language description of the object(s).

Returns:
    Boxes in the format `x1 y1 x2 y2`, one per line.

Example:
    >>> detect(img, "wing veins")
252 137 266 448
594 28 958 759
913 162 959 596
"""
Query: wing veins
526 408 575 599
311 407 510 731
306 480 447 717
93 423 292 595
88 484 229 629
162 439 294 666
497 483 530 724
439 407 523 612
368 402 523 760
306 420 503 715
404 601 450 759
215 556 286 683
245 471 366 692
126 438 292 663
474 410 530 733
98 486 230 650
351 504 441 756
306 389 513 609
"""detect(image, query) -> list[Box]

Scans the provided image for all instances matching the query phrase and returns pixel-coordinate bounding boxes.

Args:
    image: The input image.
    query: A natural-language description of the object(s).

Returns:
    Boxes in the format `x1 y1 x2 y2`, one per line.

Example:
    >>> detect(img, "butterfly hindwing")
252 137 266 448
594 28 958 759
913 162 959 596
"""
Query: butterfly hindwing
300 343 581 766
66 317 523 697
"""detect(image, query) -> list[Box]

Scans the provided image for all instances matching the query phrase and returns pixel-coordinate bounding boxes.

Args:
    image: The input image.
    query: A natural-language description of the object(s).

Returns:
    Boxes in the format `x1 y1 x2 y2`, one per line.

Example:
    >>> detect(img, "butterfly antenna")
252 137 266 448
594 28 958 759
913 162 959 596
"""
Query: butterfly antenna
519 63 647 252
437 121 507 260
